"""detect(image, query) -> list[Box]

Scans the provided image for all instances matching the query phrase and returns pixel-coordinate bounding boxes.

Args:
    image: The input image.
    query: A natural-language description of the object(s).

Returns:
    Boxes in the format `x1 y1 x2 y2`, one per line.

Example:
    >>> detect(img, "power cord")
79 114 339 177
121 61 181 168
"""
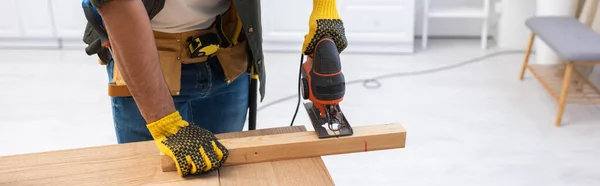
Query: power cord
290 53 304 126
262 50 529 126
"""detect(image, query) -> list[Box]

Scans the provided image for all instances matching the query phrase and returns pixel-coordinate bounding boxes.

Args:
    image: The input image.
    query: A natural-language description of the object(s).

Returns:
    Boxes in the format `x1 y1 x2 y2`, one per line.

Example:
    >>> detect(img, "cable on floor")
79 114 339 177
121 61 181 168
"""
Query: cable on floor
257 50 531 125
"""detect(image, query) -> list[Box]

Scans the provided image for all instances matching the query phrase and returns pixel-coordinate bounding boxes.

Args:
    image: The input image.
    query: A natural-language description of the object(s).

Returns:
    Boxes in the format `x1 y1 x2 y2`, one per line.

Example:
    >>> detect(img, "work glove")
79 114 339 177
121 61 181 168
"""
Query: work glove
147 111 228 177
302 0 348 57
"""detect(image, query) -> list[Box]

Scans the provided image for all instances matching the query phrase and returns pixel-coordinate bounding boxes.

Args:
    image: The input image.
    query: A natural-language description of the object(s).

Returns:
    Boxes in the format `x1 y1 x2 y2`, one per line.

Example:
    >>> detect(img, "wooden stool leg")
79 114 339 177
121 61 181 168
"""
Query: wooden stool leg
555 62 574 127
519 33 535 80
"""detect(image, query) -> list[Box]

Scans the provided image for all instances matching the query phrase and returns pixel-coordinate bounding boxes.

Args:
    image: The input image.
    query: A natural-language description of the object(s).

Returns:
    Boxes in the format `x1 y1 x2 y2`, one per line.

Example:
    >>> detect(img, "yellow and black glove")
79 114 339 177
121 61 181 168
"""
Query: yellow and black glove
147 111 228 177
302 0 348 57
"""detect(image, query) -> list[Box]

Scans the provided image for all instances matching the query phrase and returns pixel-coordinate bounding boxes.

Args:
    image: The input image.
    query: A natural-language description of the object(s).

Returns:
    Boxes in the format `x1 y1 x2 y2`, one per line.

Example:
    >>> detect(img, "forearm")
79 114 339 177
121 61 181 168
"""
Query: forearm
97 0 175 123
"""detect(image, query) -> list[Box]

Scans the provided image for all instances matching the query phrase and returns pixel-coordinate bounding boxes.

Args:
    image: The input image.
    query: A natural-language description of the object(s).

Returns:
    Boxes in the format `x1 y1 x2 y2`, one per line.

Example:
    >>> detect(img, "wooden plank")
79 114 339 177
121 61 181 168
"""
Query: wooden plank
0 141 220 186
0 126 328 186
161 123 407 173
218 162 280 186
270 158 335 185
216 125 334 186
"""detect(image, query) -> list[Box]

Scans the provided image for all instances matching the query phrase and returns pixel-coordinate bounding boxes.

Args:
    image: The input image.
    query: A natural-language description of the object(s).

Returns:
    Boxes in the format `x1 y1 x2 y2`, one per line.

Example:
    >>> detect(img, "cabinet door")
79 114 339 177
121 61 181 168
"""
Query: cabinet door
50 0 87 39
260 0 415 53
340 0 415 44
17 0 55 38
260 0 311 51
0 0 21 37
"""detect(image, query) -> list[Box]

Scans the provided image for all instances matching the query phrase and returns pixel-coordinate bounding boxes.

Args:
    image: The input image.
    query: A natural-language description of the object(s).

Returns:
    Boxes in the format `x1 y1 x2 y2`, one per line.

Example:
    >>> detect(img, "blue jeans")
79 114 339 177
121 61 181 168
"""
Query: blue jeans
106 56 249 144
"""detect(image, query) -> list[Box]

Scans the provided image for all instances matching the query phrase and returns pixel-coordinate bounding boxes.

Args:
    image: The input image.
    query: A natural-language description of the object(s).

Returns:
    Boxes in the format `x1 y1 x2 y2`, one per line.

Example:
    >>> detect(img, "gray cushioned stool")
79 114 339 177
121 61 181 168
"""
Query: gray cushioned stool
519 16 600 127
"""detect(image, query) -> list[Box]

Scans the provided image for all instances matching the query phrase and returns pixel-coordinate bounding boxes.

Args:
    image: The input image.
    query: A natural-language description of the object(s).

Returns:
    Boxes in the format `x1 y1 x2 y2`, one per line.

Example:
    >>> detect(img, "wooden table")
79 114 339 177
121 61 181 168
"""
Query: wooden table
0 126 335 185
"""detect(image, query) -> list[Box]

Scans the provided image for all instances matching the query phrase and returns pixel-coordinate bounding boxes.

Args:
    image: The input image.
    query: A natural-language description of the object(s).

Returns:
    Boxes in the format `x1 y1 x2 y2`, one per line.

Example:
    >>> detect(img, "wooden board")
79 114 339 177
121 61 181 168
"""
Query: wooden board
162 123 407 172
215 126 335 186
0 126 335 185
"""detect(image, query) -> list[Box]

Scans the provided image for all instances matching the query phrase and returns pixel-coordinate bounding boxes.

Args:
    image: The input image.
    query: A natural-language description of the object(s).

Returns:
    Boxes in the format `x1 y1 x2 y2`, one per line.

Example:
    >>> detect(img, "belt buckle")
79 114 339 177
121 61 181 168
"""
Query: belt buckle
186 33 220 58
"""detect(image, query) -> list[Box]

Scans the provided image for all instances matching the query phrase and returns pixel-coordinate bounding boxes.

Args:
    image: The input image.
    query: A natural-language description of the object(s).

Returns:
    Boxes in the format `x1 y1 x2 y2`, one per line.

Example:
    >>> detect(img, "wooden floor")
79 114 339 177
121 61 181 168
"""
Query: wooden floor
0 126 335 186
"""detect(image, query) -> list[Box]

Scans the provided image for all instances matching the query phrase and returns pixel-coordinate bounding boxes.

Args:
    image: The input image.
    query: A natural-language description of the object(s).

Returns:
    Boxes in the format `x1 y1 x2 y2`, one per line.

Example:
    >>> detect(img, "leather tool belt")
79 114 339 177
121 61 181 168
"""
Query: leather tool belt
108 3 248 97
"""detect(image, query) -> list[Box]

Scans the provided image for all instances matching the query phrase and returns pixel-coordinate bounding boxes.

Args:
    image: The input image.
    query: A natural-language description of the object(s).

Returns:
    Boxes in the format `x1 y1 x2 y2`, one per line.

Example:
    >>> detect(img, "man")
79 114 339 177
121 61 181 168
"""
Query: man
83 0 347 177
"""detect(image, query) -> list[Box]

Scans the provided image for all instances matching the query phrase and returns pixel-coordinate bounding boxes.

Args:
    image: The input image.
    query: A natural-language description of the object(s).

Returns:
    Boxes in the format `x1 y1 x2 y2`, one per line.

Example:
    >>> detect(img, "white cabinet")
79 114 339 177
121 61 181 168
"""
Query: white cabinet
261 0 416 54
0 0 87 48
0 0 58 48
341 0 415 53
17 0 55 38
49 0 87 40
0 0 495 51
1 0 417 52
0 0 22 38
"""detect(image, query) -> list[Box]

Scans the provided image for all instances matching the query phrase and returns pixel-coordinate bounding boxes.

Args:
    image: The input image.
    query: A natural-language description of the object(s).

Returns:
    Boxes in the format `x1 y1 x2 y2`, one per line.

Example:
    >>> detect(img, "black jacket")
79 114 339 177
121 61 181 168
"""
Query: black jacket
84 0 266 100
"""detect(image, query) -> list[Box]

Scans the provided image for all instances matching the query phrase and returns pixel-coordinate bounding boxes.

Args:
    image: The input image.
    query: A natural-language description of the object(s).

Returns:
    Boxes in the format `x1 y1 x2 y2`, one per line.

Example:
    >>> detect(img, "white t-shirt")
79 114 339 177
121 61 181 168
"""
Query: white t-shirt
150 0 231 33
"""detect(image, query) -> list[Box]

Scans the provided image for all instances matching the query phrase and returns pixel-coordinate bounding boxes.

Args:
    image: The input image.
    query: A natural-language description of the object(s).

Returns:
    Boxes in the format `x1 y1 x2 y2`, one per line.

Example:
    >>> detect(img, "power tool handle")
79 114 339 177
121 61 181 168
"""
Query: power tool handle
303 34 345 103
82 0 110 47
312 35 341 75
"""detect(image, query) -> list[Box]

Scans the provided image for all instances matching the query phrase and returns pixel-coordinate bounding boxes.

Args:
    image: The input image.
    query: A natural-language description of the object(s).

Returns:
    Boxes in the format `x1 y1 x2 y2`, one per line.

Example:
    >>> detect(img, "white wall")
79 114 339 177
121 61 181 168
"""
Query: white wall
496 0 536 49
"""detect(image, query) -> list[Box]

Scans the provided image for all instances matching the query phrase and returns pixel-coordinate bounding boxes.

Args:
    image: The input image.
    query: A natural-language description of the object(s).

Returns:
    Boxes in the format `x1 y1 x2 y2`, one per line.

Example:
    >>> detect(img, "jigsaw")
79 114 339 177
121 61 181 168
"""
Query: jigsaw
300 35 353 138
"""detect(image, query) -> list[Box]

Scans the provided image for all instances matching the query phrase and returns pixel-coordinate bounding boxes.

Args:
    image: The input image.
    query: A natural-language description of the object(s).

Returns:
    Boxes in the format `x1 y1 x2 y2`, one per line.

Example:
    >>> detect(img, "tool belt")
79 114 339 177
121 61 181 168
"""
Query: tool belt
108 4 248 97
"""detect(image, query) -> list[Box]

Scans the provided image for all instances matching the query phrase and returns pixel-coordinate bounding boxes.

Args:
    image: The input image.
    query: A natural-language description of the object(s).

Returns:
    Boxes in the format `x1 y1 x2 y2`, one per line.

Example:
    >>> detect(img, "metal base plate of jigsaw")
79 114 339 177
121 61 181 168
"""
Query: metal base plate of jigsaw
303 102 353 138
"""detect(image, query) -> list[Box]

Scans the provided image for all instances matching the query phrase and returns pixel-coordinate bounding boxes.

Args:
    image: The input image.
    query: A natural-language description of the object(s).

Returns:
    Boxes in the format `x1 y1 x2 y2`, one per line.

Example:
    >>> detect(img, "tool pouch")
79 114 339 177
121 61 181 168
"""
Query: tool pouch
215 3 248 84
108 2 248 97
107 50 181 96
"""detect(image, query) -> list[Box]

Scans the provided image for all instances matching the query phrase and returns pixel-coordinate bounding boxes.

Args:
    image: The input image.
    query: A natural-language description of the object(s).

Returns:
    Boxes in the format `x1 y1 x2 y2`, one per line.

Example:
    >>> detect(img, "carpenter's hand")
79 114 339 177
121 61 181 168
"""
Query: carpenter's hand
147 111 228 177
302 0 347 57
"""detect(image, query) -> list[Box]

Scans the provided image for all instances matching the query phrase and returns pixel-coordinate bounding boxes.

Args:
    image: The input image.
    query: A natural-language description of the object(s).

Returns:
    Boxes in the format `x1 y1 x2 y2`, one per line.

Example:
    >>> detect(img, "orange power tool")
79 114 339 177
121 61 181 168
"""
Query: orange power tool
301 35 353 138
